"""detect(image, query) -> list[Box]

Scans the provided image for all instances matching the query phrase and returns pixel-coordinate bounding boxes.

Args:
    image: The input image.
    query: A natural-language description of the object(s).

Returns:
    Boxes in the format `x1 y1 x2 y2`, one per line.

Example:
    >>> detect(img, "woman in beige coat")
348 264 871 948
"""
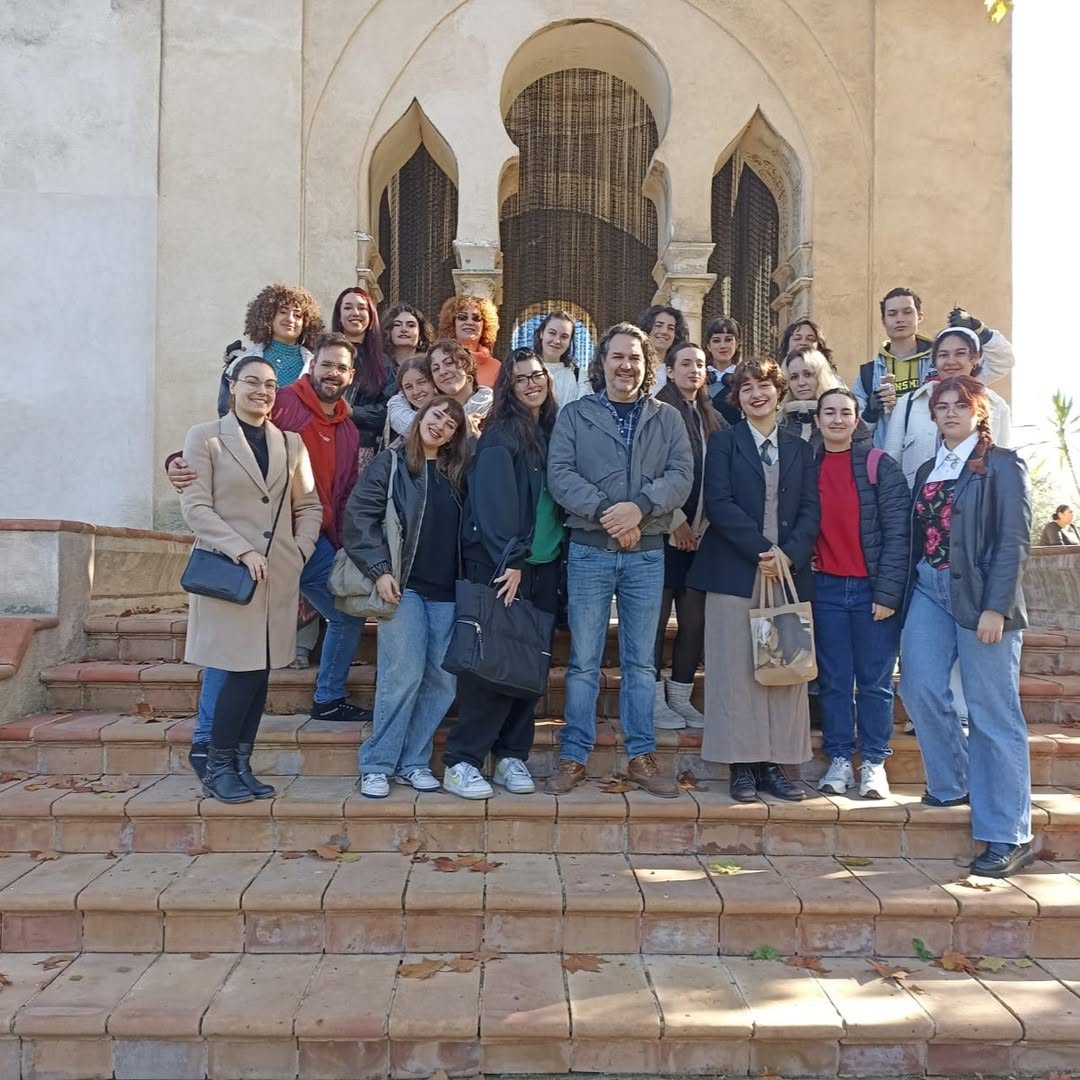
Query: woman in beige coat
180 356 322 803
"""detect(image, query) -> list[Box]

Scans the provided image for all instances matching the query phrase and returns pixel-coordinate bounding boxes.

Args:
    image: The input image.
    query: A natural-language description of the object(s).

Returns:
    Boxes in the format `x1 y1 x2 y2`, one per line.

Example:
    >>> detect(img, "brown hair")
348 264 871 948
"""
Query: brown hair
312 332 357 365
395 355 434 392
428 339 477 392
243 283 324 350
929 375 993 475
587 322 658 396
382 302 434 356
437 295 499 351
664 341 722 438
403 395 471 491
727 356 786 408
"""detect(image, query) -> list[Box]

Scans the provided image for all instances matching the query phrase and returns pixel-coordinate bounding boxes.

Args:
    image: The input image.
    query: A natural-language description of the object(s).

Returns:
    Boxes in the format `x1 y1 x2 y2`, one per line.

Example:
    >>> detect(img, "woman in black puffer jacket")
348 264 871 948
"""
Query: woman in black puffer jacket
812 388 911 802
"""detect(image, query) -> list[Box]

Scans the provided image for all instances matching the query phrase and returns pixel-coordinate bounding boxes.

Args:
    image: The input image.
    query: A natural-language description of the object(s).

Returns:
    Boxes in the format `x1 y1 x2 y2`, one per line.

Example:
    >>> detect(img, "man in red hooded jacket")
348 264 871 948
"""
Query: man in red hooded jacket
169 333 370 776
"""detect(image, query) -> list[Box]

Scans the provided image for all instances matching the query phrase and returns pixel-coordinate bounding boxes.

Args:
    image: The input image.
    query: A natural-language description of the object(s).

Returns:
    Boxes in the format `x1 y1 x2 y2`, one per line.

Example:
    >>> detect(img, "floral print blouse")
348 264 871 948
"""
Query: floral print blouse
915 479 957 569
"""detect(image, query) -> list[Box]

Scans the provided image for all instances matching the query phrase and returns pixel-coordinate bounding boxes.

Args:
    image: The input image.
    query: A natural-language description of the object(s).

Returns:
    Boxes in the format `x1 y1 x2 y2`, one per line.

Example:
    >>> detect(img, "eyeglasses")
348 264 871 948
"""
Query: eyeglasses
455 312 482 323
932 401 972 416
314 362 352 375
236 377 278 392
513 371 547 388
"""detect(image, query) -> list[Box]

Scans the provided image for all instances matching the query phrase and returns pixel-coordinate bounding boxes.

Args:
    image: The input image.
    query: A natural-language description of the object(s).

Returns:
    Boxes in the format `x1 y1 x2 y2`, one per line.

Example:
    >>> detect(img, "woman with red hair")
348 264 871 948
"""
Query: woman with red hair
438 295 501 388
899 375 1033 878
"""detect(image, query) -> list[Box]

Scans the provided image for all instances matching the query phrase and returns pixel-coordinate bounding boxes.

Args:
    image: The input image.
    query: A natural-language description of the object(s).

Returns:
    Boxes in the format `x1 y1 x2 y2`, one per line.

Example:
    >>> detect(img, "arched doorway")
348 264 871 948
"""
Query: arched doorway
498 67 659 355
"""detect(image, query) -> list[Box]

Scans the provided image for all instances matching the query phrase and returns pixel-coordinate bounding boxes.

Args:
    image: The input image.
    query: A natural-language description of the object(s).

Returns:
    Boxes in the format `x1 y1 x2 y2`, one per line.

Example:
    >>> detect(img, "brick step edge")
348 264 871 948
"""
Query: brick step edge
0 850 1078 961
2 950 1080 1078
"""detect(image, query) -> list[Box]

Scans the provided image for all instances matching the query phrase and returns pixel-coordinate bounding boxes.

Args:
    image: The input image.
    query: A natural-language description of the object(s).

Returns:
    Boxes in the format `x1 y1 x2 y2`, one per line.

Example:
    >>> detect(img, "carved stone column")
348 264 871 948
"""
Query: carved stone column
353 231 384 303
771 242 814 330
452 240 503 304
653 241 716 344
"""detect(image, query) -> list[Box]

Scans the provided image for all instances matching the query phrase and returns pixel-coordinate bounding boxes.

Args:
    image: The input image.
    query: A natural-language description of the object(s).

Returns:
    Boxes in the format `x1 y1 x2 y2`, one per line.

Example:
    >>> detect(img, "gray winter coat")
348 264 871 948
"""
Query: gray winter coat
547 393 693 548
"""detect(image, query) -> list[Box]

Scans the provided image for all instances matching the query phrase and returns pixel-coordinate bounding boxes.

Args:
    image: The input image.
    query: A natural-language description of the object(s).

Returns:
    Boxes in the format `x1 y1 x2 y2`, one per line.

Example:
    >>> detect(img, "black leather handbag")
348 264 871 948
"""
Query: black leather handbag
441 541 556 699
180 438 291 605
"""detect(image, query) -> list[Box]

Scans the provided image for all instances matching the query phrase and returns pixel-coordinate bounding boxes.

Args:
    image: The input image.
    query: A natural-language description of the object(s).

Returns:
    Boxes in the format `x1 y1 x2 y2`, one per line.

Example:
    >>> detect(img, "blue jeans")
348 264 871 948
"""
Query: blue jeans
812 574 899 764
561 542 664 764
192 535 366 741
899 561 1031 845
358 589 456 776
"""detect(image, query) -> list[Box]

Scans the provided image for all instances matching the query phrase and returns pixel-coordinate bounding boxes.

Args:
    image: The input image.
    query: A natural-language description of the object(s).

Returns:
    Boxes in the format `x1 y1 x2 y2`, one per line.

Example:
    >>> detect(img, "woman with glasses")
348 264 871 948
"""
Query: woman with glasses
442 349 565 798
899 375 1033 877
438 295 501 388
179 356 323 802
381 302 434 366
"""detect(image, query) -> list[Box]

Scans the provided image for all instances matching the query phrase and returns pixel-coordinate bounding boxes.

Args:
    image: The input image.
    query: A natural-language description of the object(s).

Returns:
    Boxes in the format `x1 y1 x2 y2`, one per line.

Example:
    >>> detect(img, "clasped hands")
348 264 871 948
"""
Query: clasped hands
600 501 643 550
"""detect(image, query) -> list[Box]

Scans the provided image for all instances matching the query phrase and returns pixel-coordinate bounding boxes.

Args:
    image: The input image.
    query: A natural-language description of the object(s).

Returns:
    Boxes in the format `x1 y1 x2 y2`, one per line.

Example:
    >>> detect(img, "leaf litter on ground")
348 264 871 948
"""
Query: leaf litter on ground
562 954 608 973
707 860 743 875
786 954 829 973
676 769 708 792
937 950 979 974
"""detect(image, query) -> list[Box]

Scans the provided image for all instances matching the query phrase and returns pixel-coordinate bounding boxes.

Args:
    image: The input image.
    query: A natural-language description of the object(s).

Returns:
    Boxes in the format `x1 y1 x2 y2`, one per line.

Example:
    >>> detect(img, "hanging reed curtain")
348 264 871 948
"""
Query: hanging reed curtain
377 144 457 323
498 68 659 355
702 161 780 357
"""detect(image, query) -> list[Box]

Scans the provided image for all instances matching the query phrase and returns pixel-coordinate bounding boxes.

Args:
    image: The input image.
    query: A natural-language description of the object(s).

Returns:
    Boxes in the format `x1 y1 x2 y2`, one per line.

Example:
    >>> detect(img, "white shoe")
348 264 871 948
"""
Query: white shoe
818 756 855 795
443 762 494 800
859 760 891 800
903 719 915 734
360 773 389 799
653 679 686 730
666 679 705 728
394 767 440 792
493 757 536 794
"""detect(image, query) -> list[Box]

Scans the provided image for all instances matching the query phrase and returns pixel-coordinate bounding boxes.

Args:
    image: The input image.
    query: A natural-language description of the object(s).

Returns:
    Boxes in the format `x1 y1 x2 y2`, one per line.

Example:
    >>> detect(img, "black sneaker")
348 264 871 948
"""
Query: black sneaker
920 791 970 807
188 740 209 780
971 842 1034 879
310 698 373 723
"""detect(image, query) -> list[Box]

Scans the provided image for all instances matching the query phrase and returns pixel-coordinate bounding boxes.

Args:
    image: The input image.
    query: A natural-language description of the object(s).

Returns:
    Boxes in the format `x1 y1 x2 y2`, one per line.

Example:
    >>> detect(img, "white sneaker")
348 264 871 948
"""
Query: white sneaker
394 767 440 792
443 762 494 800
360 773 389 799
653 679 686 730
859 760 891 800
818 756 855 795
666 679 705 728
493 757 536 794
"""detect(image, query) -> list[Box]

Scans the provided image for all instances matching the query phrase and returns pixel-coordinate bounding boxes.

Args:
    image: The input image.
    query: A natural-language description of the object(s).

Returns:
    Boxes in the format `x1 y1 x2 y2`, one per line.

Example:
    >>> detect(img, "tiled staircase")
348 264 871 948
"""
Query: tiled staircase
0 616 1079 1078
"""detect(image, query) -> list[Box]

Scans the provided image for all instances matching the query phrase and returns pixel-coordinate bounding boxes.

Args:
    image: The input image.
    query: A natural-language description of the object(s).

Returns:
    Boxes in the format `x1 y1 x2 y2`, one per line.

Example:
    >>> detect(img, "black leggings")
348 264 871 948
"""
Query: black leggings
211 669 269 750
653 586 706 684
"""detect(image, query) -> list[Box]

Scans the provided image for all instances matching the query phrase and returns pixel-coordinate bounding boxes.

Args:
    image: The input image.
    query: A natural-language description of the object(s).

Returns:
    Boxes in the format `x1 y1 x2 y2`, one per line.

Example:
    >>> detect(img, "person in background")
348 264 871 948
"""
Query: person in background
704 316 743 425
216 283 324 417
812 388 910 801
385 342 493 437
344 396 472 798
780 348 870 451
442 349 565 799
438 295 501 388
899 375 1033 878
533 309 589 409
778 318 837 373
382 302 434 366
179 357 322 802
652 341 725 730
1041 505 1080 546
385 357 435 444
687 357 821 803
546 323 693 798
637 304 689 391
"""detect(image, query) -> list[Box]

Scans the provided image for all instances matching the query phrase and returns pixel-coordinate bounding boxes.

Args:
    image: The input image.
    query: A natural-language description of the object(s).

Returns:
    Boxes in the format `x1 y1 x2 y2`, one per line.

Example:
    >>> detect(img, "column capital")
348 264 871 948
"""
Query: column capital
354 231 384 303
453 241 503 304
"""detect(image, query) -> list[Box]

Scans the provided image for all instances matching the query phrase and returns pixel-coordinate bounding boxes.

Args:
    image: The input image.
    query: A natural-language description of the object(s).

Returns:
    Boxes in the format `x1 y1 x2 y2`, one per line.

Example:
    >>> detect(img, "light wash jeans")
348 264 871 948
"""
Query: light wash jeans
899 560 1031 845
812 574 899 764
560 542 664 764
192 535 366 741
358 589 457 777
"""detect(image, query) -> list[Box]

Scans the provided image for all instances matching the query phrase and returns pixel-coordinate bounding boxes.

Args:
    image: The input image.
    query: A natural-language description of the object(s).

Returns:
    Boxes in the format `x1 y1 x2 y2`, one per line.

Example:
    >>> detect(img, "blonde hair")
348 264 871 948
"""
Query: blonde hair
781 348 840 403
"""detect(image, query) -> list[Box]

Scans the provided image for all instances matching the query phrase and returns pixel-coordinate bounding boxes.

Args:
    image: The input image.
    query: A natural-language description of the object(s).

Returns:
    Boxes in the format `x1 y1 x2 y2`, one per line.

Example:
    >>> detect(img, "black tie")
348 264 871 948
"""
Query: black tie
760 438 774 466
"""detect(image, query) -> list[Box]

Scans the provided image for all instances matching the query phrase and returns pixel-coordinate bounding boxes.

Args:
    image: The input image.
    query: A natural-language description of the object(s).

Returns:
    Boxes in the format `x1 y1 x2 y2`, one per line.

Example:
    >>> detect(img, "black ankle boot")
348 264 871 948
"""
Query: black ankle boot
729 763 758 803
235 742 276 799
202 747 254 803
188 740 209 781
757 762 805 801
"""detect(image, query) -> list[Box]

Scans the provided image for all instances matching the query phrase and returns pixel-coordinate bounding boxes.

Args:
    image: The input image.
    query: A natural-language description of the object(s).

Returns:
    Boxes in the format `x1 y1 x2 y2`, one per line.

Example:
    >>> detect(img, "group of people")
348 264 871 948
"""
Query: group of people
173 279 1036 879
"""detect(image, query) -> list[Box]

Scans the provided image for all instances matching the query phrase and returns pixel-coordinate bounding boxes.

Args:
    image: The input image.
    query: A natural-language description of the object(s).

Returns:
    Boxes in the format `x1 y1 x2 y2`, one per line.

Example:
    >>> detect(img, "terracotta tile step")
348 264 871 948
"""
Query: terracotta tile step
1 850 1079 961
1 949 1079 1078
4 712 1080 789
0 773 1078 863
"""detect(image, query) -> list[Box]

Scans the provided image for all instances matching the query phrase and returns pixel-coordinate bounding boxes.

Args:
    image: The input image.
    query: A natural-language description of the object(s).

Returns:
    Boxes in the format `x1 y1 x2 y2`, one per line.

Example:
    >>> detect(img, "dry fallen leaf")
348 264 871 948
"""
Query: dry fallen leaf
34 955 75 971
955 878 995 892
0 972 11 990
103 851 118 860
311 844 345 861
976 955 1009 972
186 845 209 857
786 954 829 973
937 950 978 974
338 851 362 862
676 769 707 791
398 958 446 980
0 772 28 783
430 1071 449 1080
867 960 912 985
445 955 480 973
467 859 503 873
463 949 503 963
1033 847 1059 862
280 851 306 860
431 856 462 873
454 854 483 866
30 850 61 861
397 837 422 856
1013 958 1034 968
599 777 631 793
131 702 158 721
708 860 743 875
838 856 874 867
562 954 608 973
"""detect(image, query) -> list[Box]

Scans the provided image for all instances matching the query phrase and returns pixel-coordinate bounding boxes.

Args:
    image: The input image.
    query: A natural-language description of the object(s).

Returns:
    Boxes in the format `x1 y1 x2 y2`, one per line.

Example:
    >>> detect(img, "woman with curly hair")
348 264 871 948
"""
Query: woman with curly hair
899 375 1033 877
382 303 434 366
637 304 689 391
438 295 501 388
331 287 393 471
215 283 324 416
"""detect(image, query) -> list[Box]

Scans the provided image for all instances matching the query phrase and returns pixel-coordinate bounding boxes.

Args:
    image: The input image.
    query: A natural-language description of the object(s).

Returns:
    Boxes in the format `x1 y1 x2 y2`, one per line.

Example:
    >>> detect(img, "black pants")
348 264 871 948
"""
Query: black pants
211 668 269 751
443 558 560 770
653 586 706 684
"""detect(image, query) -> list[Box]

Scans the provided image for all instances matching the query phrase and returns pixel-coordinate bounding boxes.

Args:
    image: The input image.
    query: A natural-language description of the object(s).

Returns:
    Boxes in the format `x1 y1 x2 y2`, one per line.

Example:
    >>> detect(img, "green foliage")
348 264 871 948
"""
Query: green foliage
912 937 935 962
984 0 1012 22
750 945 783 961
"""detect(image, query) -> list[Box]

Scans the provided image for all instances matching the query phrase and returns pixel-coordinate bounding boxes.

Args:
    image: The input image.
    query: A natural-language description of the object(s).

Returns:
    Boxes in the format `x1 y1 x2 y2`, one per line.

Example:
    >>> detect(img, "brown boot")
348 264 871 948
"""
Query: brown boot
544 759 586 795
626 752 679 798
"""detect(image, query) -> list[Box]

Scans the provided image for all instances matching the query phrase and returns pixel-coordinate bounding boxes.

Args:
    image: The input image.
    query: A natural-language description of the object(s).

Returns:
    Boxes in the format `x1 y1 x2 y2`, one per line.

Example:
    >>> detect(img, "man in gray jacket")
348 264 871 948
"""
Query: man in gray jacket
546 322 694 797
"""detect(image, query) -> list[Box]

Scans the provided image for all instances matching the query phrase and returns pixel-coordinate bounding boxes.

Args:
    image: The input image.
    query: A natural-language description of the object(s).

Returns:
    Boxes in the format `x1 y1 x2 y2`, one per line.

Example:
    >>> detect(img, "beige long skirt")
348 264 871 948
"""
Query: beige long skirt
702 592 811 765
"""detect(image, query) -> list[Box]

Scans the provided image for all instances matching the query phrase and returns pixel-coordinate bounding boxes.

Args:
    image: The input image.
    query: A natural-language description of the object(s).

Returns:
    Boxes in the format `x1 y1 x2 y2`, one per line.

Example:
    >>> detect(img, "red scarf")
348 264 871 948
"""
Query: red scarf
288 377 351 536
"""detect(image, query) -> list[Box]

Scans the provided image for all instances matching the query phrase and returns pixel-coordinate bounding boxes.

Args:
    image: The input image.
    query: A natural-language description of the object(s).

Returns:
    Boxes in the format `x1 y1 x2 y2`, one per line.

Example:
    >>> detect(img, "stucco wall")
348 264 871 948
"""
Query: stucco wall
0 1 160 527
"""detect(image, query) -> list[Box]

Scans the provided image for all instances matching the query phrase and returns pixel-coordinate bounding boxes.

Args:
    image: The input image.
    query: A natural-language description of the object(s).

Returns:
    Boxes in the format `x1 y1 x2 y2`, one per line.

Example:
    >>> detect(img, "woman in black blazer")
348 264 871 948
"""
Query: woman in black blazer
687 357 821 803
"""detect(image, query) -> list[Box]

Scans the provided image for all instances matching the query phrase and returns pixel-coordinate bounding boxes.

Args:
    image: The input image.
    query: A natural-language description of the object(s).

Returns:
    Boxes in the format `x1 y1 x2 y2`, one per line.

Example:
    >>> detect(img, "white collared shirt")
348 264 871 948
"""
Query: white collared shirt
926 432 978 482
748 422 779 455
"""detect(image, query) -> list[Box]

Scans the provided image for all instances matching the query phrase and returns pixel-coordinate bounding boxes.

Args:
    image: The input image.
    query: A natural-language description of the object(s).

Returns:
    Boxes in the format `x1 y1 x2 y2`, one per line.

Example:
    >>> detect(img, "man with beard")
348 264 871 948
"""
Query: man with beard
169 332 371 777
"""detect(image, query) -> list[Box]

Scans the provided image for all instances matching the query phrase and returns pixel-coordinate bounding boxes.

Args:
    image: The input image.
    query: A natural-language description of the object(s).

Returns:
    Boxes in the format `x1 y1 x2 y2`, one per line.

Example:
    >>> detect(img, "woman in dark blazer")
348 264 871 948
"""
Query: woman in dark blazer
687 357 821 803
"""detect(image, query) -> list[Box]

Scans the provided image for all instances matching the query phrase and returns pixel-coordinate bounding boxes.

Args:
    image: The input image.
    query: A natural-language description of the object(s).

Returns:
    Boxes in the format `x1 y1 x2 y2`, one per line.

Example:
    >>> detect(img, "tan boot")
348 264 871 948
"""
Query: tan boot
626 752 679 798
544 759 587 795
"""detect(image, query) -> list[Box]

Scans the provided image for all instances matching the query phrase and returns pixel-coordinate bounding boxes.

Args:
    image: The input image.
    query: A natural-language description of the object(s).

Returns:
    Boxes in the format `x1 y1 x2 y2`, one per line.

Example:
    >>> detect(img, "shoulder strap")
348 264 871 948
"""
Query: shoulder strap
867 447 884 486
860 363 875 400
264 436 292 555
